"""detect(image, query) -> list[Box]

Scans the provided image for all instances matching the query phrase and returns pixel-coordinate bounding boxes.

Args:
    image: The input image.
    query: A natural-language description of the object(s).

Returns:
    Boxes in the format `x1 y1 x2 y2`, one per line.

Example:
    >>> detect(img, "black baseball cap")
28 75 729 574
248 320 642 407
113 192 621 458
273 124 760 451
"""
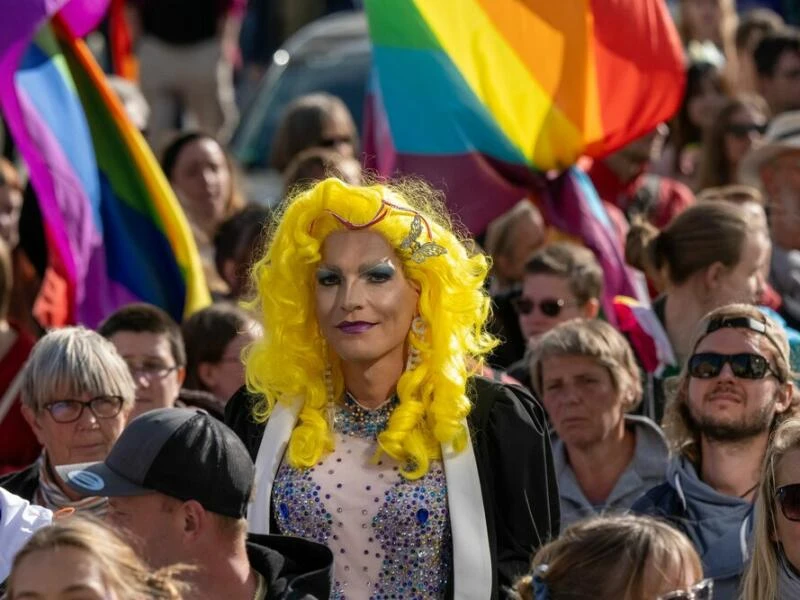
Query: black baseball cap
57 408 254 518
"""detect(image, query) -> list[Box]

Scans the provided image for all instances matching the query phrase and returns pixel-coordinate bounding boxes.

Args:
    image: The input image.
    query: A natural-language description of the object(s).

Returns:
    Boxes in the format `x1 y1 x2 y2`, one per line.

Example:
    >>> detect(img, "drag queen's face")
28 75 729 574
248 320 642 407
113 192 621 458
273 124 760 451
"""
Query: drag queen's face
314 230 418 366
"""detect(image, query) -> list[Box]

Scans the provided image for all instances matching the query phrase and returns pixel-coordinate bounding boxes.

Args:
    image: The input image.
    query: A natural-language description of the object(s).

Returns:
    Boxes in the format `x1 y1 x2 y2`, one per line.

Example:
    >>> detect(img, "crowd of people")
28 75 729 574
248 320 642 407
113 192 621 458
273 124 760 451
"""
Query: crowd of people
3 1 800 599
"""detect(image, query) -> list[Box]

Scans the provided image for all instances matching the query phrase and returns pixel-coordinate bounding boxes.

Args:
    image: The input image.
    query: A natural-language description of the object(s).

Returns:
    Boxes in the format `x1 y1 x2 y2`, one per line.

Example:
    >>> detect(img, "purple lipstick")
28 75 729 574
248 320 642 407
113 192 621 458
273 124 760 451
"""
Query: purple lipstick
337 321 376 334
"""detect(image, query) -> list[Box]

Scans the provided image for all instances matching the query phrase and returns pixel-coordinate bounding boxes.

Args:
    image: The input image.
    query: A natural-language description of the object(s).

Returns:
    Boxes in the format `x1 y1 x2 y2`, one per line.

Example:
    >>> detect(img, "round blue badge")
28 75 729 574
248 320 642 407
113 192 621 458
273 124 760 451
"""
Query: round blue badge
67 470 105 492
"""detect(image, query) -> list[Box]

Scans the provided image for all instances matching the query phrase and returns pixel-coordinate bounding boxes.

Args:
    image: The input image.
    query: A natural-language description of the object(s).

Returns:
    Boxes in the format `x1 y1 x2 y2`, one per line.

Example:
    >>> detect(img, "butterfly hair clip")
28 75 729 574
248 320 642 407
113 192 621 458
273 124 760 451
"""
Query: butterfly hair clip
399 214 447 263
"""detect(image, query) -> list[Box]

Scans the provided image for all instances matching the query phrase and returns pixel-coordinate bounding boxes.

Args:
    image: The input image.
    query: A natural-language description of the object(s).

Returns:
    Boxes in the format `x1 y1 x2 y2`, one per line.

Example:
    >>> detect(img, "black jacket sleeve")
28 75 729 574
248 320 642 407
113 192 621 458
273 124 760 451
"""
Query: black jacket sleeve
225 386 265 462
468 377 560 596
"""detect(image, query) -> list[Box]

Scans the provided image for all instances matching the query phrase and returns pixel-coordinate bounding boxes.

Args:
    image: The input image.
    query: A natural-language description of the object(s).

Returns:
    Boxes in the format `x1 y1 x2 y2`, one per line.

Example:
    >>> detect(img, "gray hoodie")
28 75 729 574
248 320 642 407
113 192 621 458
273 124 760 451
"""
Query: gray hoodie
553 414 669 530
632 455 754 600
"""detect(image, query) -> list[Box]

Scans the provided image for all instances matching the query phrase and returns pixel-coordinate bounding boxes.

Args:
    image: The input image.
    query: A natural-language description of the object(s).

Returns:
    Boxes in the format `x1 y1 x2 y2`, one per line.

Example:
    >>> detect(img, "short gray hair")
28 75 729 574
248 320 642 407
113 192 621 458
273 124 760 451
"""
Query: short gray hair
21 327 135 411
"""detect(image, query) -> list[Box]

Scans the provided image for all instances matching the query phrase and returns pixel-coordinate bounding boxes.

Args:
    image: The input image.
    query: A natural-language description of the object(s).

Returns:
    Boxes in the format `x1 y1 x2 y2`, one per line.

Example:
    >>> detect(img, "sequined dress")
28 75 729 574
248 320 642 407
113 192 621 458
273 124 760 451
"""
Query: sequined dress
272 394 452 599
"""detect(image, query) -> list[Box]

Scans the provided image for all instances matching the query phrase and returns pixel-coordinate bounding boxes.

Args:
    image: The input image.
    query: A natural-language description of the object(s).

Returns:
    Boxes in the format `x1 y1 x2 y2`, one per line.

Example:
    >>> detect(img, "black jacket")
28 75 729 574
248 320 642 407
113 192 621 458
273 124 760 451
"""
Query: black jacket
226 376 560 599
0 462 38 502
248 533 333 599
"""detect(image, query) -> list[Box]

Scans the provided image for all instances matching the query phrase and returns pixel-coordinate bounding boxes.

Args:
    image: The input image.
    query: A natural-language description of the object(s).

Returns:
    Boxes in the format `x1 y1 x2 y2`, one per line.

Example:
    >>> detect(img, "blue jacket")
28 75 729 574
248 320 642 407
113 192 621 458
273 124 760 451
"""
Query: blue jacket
631 456 753 600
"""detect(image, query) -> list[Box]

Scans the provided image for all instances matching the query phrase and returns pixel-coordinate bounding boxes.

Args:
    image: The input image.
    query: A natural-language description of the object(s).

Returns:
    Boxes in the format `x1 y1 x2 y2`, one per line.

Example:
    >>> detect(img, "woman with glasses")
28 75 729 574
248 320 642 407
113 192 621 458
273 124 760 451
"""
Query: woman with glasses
0 327 135 516
697 95 769 191
529 319 669 530
505 242 603 391
269 93 359 177
181 302 261 406
512 514 712 600
742 417 800 599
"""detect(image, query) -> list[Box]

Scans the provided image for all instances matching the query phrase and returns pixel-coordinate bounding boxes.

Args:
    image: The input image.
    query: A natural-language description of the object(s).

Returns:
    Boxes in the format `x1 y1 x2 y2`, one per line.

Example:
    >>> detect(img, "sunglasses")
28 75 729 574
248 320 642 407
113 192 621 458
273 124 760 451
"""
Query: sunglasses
319 135 352 148
657 578 713 600
511 297 576 318
776 483 800 521
688 352 778 380
725 123 767 138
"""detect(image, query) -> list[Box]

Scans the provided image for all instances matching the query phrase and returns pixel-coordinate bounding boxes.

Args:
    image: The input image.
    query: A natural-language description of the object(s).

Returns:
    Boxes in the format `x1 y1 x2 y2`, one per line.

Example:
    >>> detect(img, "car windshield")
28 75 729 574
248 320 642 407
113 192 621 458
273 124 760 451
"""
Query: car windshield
232 49 371 170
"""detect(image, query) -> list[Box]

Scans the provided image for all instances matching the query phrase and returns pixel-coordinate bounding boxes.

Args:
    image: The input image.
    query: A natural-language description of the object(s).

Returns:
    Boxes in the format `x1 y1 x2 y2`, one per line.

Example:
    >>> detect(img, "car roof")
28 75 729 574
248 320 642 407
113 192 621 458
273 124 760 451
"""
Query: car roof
280 12 370 61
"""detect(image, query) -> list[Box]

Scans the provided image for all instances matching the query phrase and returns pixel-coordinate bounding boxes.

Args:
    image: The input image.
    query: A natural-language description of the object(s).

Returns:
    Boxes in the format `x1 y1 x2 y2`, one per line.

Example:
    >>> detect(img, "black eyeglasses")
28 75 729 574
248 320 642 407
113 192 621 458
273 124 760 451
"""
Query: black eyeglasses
42 395 124 423
657 578 713 600
127 364 180 381
725 123 767 138
511 297 577 317
776 483 800 521
688 352 779 380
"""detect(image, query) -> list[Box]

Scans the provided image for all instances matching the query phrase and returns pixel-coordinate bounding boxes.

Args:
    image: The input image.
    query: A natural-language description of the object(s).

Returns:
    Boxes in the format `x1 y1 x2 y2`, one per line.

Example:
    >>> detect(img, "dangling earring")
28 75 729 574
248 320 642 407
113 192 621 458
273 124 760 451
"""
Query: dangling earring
406 316 425 371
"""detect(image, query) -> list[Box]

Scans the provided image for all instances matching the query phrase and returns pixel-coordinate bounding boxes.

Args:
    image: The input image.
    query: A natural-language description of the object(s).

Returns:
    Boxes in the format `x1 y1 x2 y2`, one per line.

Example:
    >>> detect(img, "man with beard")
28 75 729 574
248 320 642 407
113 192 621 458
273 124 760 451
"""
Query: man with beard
633 304 796 600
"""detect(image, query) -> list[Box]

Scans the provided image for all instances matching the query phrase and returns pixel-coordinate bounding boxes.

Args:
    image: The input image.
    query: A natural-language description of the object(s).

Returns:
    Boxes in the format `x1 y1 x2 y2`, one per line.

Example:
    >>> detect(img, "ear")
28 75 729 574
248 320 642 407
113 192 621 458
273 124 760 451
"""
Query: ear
197 362 218 389
221 258 238 290
21 404 46 446
582 299 600 319
180 500 208 543
775 381 795 414
176 366 187 387
703 262 727 293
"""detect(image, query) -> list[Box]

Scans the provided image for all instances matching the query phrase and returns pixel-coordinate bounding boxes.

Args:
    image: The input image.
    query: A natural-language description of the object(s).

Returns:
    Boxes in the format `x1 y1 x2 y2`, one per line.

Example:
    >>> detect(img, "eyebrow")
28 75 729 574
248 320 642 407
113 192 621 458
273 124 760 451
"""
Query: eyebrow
318 259 396 274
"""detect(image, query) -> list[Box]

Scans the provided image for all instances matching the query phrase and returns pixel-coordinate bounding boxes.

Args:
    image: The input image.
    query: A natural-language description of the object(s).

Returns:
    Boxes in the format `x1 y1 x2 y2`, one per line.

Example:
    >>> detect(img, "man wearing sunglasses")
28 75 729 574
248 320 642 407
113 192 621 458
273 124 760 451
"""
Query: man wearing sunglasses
506 243 602 391
634 304 796 600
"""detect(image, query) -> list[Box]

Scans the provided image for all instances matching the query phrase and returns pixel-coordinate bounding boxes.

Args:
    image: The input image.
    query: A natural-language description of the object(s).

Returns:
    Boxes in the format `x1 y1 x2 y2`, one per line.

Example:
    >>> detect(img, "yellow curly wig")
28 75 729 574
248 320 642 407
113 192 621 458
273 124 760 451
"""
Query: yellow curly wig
245 177 497 479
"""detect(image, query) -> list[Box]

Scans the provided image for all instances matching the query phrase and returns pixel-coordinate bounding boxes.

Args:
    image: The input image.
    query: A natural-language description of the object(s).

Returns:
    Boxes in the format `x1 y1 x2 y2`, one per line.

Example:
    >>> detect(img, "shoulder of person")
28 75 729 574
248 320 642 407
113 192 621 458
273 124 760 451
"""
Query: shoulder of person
246 533 333 600
0 462 39 502
467 375 547 438
629 480 682 518
224 386 266 461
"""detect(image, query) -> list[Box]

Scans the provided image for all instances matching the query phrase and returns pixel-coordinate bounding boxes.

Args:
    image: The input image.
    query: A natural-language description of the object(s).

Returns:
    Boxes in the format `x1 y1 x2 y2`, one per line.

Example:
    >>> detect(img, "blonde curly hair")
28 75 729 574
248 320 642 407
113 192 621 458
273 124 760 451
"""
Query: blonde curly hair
245 177 497 478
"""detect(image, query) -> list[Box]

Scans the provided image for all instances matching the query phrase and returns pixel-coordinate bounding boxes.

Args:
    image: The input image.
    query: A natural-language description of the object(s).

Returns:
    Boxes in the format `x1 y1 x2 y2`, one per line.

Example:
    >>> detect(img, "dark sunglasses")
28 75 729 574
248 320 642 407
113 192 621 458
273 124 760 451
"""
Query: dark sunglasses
725 123 767 138
688 352 778 380
512 297 576 317
776 483 800 521
657 578 713 600
319 135 352 148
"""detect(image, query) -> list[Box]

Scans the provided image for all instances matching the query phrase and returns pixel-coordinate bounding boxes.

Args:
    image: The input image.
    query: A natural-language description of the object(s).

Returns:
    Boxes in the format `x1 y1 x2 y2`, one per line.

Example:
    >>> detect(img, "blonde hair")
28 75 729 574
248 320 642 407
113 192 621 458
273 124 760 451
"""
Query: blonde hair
663 304 797 462
513 514 703 600
7 516 188 599
21 326 136 412
246 177 497 478
742 417 800 600
529 318 642 411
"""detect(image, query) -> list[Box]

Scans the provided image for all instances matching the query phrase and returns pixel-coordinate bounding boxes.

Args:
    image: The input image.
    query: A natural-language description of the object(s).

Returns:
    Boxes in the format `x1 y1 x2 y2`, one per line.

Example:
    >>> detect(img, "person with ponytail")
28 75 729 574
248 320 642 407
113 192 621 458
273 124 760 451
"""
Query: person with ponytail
225 177 559 599
6 516 187 599
742 417 800 600
617 200 773 422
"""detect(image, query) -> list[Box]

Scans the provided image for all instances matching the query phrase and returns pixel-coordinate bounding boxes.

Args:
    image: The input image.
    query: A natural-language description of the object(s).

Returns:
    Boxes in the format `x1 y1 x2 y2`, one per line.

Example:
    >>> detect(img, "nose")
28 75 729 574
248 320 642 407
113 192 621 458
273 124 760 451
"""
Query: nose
76 404 99 427
718 361 737 380
339 280 365 313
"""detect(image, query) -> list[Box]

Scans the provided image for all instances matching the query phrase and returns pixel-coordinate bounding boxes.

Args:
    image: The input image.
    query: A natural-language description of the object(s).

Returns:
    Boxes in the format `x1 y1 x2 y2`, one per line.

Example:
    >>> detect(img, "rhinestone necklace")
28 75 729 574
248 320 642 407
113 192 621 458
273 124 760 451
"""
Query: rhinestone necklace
334 392 400 438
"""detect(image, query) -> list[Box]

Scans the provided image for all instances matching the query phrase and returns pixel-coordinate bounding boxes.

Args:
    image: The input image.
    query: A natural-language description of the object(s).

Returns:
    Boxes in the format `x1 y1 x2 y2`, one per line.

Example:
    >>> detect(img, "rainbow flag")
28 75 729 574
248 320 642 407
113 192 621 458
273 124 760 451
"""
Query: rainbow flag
363 0 685 311
0 0 210 327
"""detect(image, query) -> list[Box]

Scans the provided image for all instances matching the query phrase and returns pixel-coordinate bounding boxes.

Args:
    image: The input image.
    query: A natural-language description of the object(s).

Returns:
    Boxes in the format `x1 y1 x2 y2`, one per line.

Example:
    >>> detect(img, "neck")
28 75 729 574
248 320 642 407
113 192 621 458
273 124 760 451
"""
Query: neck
699 433 768 499
567 423 636 505
603 153 646 185
663 290 708 363
342 353 404 410
46 456 84 502
187 539 255 600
